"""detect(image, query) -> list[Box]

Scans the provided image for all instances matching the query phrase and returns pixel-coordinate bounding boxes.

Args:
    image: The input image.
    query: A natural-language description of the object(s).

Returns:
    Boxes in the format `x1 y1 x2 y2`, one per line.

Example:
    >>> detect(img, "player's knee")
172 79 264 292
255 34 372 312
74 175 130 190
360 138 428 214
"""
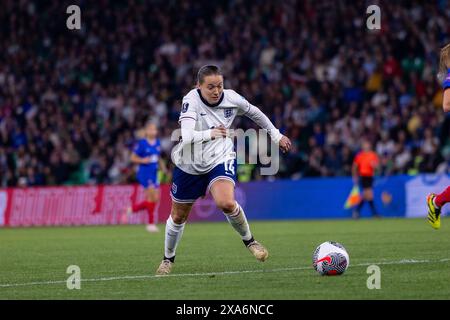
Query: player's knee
171 206 189 224
171 213 186 224
216 199 236 213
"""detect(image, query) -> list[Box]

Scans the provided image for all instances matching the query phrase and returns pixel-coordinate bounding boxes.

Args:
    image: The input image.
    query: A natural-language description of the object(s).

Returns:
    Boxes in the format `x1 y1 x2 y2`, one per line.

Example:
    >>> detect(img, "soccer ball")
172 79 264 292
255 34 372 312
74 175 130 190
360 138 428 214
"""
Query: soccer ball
312 241 349 276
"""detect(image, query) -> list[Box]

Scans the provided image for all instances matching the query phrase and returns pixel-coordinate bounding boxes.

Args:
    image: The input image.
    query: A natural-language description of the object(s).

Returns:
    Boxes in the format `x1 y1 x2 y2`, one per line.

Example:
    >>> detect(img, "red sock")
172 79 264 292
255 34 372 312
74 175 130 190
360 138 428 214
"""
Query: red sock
435 186 450 208
146 201 156 224
132 201 148 212
130 184 139 210
92 185 104 214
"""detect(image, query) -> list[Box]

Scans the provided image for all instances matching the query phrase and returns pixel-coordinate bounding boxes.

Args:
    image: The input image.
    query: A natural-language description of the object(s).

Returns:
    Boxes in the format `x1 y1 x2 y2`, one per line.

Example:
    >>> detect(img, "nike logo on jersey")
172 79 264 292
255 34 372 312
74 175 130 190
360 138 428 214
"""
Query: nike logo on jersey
200 113 207 116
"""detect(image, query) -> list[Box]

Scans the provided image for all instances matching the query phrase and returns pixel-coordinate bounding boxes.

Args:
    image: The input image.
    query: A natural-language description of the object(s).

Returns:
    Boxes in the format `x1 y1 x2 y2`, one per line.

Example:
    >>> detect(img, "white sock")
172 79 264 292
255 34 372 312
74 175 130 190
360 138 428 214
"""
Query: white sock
164 215 186 260
224 202 252 241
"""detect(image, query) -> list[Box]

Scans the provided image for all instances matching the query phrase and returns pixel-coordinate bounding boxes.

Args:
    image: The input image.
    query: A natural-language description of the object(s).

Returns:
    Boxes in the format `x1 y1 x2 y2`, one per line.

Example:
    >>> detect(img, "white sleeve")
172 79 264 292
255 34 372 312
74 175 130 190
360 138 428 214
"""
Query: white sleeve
230 90 251 115
178 96 198 122
244 104 283 143
178 95 213 144
229 90 282 143
180 116 212 144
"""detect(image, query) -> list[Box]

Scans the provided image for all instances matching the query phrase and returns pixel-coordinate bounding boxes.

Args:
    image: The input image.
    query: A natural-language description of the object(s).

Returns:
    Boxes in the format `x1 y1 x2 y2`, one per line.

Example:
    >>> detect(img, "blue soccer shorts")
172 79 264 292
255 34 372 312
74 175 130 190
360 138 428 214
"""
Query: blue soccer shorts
170 160 237 203
136 171 160 189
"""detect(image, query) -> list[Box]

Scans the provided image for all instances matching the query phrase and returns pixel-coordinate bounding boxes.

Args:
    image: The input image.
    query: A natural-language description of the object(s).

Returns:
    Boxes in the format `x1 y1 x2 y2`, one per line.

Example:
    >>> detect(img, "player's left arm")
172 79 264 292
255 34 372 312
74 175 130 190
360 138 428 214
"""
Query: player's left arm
439 44 450 112
443 89 450 112
233 91 291 153
247 105 291 153
130 141 152 164
372 153 381 176
158 157 169 175
351 161 359 185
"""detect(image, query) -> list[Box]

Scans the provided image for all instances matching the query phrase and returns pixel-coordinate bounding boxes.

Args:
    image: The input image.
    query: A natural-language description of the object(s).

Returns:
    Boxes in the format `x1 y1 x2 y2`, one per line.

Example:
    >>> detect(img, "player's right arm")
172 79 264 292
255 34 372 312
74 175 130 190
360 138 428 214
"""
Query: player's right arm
130 153 152 165
179 97 227 144
440 44 450 112
130 141 152 164
230 90 291 153
443 87 450 112
372 153 380 175
352 155 360 185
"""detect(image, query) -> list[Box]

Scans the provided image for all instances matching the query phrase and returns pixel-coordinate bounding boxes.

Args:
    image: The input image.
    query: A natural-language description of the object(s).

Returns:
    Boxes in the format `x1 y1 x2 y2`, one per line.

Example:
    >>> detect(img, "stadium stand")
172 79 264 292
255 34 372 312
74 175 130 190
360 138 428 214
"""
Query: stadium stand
1 0 450 187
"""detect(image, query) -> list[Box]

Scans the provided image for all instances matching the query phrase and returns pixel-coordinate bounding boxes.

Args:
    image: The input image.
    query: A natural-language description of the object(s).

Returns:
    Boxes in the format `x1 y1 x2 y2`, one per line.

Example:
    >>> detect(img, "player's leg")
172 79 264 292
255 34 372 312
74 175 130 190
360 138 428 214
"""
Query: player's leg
427 186 449 229
353 178 365 219
129 186 147 212
122 184 149 223
156 166 204 275
210 179 251 239
156 200 193 275
121 183 142 223
127 175 152 214
435 186 450 208
124 172 160 228
144 186 159 232
365 184 380 218
209 178 268 262
354 177 379 218
353 199 363 219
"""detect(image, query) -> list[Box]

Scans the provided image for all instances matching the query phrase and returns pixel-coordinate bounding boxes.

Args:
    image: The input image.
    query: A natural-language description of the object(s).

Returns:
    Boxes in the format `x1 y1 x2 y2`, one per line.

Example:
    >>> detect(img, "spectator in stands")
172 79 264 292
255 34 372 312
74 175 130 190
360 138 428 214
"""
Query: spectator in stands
0 0 449 187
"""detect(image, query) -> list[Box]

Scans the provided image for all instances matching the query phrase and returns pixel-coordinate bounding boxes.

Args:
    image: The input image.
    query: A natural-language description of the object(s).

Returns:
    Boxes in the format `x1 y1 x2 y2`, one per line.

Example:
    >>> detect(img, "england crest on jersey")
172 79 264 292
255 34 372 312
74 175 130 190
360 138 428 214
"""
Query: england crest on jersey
223 108 234 119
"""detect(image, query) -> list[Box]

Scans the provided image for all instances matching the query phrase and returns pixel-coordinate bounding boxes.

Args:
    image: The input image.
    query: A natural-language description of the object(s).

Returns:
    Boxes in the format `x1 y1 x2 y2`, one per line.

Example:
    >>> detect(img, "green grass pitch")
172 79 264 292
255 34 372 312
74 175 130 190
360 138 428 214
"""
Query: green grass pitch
1 217 449 299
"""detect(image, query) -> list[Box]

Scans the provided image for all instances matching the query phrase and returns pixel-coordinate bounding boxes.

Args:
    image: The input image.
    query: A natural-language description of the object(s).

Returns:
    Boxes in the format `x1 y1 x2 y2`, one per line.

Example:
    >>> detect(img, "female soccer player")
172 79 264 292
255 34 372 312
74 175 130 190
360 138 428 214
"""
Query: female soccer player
124 121 167 233
156 65 291 275
427 44 450 229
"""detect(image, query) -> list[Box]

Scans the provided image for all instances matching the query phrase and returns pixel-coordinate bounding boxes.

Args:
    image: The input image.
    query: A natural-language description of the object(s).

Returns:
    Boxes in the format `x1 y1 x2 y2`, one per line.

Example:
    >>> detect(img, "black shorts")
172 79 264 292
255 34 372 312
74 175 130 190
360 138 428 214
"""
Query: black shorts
360 176 374 189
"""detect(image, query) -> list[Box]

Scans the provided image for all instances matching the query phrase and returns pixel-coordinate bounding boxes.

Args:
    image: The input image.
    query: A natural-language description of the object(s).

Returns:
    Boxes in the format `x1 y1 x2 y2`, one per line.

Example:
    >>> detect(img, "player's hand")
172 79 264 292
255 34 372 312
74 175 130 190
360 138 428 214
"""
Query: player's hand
211 125 228 139
279 135 292 153
141 157 152 164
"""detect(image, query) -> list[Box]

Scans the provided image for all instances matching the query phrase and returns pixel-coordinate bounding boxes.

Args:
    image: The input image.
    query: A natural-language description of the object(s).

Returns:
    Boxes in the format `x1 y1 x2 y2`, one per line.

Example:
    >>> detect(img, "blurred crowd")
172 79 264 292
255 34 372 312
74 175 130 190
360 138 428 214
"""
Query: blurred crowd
1 0 450 187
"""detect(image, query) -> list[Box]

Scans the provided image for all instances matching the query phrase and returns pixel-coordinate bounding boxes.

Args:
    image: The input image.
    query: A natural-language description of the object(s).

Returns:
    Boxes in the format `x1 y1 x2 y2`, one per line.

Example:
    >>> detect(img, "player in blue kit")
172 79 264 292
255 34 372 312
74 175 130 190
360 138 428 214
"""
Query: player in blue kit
123 122 167 233
427 44 450 229
156 65 292 274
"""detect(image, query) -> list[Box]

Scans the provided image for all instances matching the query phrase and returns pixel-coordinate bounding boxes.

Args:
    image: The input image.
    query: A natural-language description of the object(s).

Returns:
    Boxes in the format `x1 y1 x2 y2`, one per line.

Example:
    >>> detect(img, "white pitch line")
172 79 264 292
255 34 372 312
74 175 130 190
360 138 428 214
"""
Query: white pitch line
0 258 449 289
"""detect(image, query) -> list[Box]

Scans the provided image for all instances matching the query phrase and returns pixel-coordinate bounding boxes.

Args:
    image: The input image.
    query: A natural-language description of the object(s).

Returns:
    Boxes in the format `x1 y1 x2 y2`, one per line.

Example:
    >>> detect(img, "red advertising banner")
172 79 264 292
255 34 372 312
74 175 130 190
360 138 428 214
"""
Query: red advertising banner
0 185 165 227
0 184 231 227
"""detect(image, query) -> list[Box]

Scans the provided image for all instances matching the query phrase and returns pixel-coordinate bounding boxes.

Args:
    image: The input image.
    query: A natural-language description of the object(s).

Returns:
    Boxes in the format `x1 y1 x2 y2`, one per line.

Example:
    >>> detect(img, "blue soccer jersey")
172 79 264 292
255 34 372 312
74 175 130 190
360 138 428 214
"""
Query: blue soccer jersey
133 138 161 188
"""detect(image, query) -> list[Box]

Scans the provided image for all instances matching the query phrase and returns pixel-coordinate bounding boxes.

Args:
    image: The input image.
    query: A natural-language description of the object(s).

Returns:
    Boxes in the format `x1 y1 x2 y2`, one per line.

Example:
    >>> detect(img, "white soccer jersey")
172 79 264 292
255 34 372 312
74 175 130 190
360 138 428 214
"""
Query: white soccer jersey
171 88 281 175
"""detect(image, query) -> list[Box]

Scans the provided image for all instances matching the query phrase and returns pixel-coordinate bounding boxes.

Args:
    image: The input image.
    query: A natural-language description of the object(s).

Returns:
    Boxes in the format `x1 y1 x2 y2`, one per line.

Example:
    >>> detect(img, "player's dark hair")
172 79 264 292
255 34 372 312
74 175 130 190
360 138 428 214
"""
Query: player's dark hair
197 65 222 84
145 119 158 128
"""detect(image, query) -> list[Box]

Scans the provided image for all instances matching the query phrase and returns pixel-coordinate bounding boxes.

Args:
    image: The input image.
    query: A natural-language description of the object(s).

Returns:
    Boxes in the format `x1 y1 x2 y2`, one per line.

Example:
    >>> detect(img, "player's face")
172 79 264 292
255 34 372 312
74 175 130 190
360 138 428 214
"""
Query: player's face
198 75 223 104
145 124 157 139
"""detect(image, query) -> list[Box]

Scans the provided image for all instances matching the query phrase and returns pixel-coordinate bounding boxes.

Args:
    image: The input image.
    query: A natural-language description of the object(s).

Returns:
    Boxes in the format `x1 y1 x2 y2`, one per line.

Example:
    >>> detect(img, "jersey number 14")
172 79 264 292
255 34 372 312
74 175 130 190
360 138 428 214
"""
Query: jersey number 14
224 160 235 176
